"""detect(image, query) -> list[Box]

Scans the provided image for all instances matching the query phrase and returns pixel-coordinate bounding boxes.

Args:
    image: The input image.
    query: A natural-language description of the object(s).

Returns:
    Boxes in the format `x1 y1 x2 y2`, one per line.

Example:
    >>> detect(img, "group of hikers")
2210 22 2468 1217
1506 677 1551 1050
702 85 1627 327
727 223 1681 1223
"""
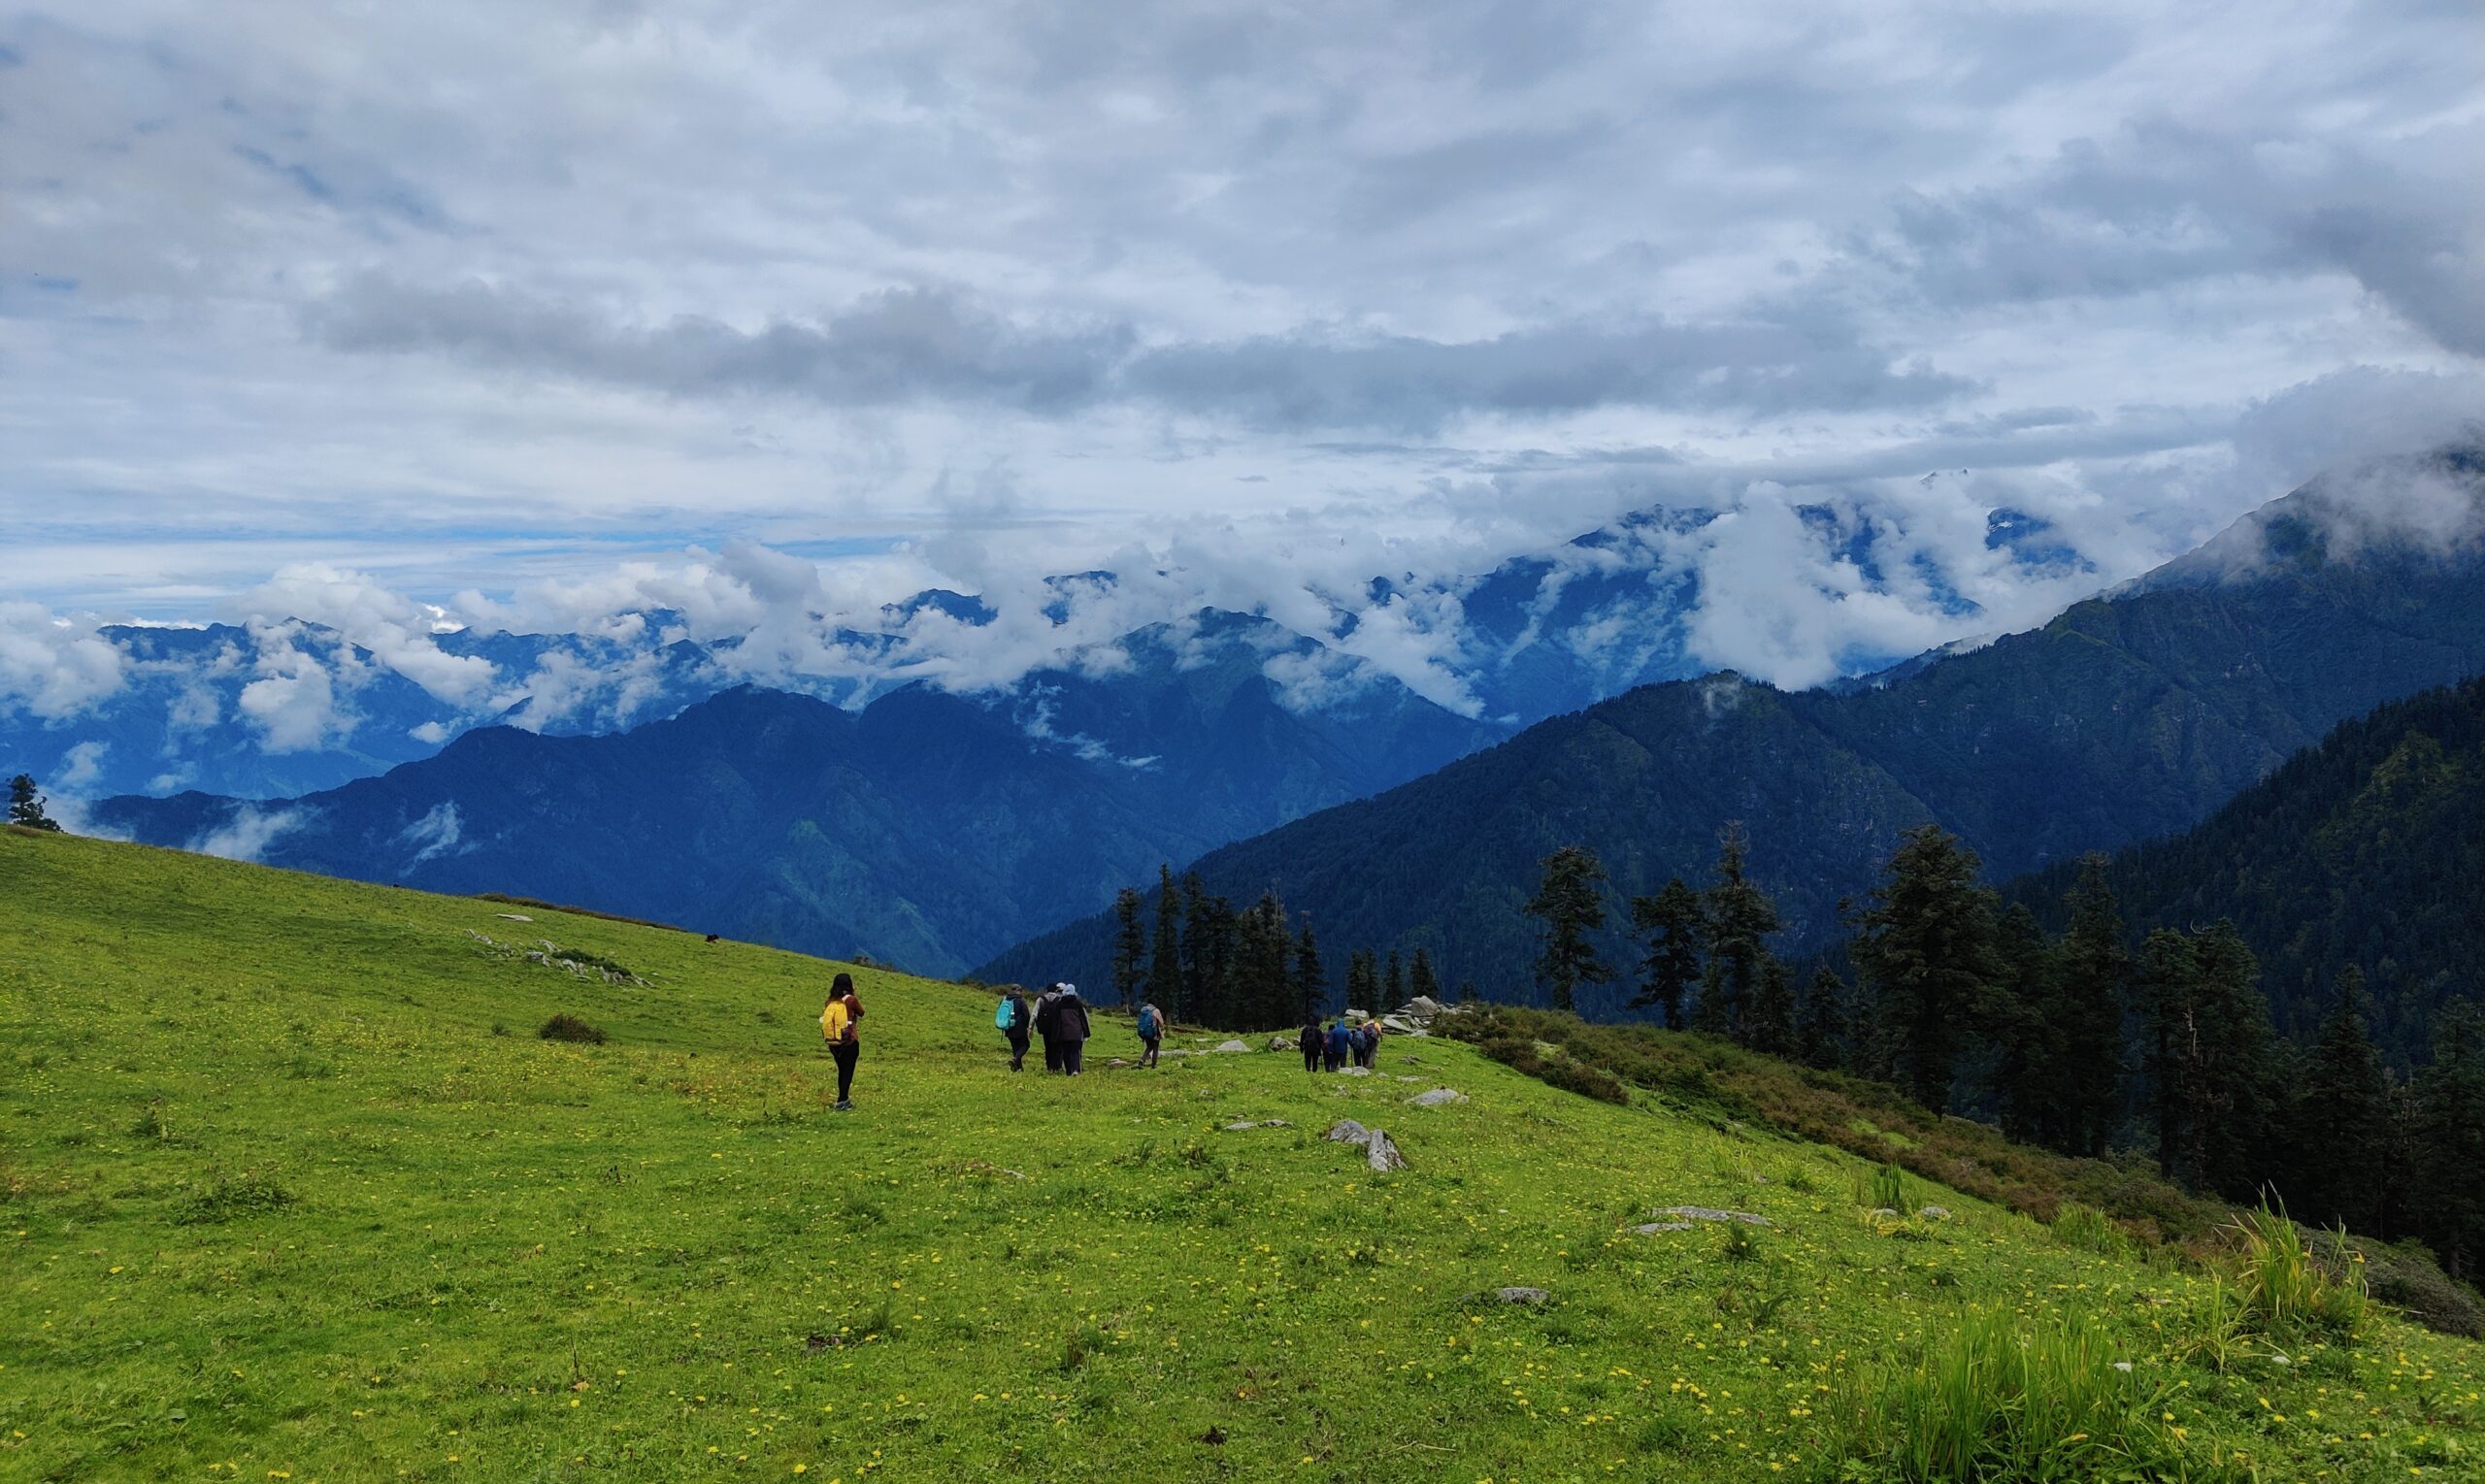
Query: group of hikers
990 982 1172 1074
827 973 1391 1103
1302 1014 1383 1072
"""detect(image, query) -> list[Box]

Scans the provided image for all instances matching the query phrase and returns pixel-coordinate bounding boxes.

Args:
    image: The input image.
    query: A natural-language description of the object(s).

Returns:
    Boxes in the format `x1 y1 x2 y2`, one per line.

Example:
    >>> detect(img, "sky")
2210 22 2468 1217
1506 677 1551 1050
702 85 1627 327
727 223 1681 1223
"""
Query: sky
4 0 2482 709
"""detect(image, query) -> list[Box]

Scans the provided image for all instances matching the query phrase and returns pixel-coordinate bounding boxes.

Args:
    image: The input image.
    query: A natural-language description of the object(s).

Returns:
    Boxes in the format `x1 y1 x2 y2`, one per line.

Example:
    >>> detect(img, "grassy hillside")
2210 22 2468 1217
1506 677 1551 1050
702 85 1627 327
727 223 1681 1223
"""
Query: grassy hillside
5 831 2481 1481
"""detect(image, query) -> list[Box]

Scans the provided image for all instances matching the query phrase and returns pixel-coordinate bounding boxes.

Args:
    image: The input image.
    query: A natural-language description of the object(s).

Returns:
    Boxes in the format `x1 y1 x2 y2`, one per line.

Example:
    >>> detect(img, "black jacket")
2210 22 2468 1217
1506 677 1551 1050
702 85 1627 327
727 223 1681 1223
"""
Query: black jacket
1298 1024 1321 1053
1055 995 1092 1043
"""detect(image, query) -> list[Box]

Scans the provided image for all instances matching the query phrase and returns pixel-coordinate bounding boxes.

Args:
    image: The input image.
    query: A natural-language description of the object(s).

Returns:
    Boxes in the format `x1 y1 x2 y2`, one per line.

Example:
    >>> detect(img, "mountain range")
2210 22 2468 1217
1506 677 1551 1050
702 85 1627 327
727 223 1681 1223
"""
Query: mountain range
985 448 2485 1011
89 610 1493 975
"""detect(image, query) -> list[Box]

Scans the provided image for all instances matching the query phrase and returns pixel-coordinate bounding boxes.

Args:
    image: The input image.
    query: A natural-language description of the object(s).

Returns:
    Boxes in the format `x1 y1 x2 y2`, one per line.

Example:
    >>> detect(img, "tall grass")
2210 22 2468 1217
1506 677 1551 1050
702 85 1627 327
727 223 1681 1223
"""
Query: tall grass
1854 1160 1917 1216
2224 1202 2367 1339
1836 1307 2195 1482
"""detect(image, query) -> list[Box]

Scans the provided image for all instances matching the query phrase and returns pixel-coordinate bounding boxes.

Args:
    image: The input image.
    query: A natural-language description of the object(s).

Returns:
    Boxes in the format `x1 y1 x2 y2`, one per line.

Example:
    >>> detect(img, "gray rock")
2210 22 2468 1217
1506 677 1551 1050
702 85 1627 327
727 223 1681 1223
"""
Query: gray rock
495 912 533 922
1406 1088 1468 1107
1221 1119 1290 1132
1215 1039 1252 1053
1325 1119 1374 1144
1405 996 1444 1018
1365 1130 1408 1171
1919 1204 1951 1220
1870 1207 1900 1219
1634 1222 1695 1235
1495 1287 1549 1305
1651 1206 1773 1227
1267 1036 1295 1053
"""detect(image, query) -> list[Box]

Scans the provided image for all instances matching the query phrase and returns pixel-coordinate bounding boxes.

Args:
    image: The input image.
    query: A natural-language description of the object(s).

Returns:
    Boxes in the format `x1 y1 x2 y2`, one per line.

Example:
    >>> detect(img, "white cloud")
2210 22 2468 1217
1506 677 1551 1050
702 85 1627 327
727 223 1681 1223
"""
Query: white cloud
190 806 306 863
0 603 127 718
235 625 351 753
397 801 464 870
55 740 108 792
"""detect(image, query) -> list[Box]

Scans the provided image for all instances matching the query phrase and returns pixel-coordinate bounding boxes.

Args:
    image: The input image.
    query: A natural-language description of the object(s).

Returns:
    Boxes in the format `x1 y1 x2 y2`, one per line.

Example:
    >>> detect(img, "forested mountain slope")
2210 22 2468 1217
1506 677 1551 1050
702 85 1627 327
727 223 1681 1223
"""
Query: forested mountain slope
989 449 2485 1009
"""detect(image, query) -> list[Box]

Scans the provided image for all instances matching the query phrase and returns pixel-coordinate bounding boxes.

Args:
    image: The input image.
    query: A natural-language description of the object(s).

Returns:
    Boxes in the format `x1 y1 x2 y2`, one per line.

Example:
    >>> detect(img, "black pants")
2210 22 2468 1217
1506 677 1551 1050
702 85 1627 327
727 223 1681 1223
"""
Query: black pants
1303 1047 1319 1072
1061 1040 1084 1075
1141 1038 1160 1068
1009 1033 1029 1071
830 1041 858 1103
1041 1036 1061 1072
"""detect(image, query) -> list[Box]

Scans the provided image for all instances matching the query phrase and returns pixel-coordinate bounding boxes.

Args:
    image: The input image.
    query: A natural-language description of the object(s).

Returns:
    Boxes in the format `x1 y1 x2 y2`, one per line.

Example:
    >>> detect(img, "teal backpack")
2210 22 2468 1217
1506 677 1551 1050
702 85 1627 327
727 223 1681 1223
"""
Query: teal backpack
1138 1006 1160 1039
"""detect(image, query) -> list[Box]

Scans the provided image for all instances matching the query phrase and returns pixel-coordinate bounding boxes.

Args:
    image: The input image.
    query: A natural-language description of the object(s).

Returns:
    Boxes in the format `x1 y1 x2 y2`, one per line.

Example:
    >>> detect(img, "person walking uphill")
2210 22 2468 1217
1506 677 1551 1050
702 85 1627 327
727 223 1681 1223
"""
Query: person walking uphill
1298 1017 1322 1074
1053 984 1093 1075
1136 1000 1167 1069
1324 1018 1350 1073
820 972 864 1110
1034 984 1065 1072
996 985 1032 1071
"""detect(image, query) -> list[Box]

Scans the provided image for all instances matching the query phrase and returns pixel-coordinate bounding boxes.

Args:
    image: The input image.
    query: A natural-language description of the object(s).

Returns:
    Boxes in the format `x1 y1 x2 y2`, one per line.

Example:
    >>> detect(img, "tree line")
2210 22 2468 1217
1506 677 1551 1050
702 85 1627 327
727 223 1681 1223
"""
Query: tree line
1520 822 2485 1280
1102 867 1459 1034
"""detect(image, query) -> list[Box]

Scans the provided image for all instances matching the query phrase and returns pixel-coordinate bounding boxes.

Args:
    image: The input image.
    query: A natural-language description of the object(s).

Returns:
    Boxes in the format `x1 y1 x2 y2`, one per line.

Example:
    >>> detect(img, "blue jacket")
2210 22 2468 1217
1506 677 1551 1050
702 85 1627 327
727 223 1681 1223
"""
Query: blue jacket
1327 1024 1351 1054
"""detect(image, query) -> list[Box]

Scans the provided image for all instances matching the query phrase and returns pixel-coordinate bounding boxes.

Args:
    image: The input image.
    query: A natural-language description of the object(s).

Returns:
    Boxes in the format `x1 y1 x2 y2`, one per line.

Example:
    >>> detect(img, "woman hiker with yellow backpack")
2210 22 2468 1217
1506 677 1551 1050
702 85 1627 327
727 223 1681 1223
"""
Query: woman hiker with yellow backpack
819 972 864 1110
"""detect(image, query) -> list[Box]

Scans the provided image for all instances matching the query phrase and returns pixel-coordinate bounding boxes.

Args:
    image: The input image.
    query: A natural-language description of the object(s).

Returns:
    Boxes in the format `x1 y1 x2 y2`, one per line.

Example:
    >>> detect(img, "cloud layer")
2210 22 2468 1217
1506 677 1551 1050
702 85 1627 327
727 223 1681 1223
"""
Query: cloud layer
1 0 2479 709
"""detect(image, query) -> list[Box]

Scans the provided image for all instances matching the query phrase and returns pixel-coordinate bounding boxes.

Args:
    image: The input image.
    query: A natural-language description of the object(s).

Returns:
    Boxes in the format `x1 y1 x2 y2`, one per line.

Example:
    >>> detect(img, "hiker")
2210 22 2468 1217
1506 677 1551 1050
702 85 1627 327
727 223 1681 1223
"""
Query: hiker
1054 983 1092 1076
1358 1019 1382 1069
1324 1018 1350 1072
1298 1017 1322 1073
996 984 1033 1071
1136 999 1167 1069
1034 983 1065 1072
820 972 864 1110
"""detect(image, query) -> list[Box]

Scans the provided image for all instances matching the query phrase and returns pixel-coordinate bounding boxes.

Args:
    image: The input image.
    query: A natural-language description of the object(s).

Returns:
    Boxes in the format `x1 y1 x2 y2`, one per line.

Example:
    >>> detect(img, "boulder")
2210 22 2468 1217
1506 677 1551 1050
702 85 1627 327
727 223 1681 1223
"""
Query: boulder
1650 1206 1772 1227
1221 1119 1289 1132
1634 1221 1694 1235
1365 1130 1408 1171
1324 1119 1374 1145
495 912 533 922
1404 995 1444 1018
1211 1039 1250 1053
1337 1065 1372 1077
1406 1088 1468 1107
1378 1015 1421 1034
1267 1036 1295 1053
1919 1205 1951 1220
1343 1009 1371 1024
1494 1287 1548 1305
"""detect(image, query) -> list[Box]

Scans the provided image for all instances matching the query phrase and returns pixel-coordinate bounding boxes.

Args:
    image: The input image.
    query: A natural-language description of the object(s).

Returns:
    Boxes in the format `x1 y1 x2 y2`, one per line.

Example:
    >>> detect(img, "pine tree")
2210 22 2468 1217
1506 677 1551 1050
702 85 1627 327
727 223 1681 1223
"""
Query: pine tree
1188 892 1238 1030
2293 967 2393 1232
8 774 61 832
2414 1004 2485 1279
1986 904 2058 1145
1383 949 1406 1008
1355 949 1384 1015
1798 965 1848 1071
1237 891 1296 1030
1524 844 1612 1013
1408 947 1441 1005
1629 876 1703 1031
2049 856 2128 1156
1147 864 1183 1017
2135 928 2197 1178
1110 888 1146 1010
1698 824 1780 1044
1292 921 1327 1021
1456 979 1477 1005
1748 957 1797 1057
2183 921 2280 1200
1181 874 1213 1019
1847 824 2004 1113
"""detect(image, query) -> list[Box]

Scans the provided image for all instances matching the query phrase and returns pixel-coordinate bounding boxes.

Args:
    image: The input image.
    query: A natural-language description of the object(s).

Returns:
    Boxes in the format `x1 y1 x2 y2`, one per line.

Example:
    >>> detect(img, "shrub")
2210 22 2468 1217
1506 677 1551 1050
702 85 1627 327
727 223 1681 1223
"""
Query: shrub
1473 1034 1628 1105
538 1013 607 1045
1834 1307 2192 1483
2051 1201 2131 1256
2312 1234 2484 1338
2224 1203 2366 1339
176 1174 296 1225
1854 1160 1917 1217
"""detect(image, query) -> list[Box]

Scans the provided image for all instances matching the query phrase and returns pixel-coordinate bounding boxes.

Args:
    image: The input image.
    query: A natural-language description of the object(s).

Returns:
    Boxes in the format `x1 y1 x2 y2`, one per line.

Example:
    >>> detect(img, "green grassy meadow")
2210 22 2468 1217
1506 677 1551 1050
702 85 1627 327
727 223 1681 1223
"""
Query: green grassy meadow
4 829 2480 1481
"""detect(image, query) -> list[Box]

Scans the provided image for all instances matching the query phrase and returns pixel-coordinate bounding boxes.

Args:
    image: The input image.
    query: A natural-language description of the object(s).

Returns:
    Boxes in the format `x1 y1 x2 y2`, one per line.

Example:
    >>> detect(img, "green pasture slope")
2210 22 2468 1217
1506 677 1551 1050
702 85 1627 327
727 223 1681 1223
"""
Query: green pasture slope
3 829 2479 1482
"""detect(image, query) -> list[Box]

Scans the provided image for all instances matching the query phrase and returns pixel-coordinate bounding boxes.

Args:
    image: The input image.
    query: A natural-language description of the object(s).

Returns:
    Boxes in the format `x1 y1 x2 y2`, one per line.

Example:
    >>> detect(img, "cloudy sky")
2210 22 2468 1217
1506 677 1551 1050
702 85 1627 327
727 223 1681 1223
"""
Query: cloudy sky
5 0 2481 697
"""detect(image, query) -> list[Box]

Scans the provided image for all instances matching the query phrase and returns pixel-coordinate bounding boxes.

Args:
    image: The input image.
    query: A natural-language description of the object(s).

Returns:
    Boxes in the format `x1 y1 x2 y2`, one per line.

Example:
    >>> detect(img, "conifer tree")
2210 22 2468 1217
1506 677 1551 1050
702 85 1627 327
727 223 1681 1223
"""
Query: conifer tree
1110 888 1146 1010
1847 824 2004 1113
1456 979 1477 1005
2293 967 2393 1232
1148 864 1183 1017
1987 904 2058 1145
1408 947 1441 1004
1748 957 1797 1057
2049 856 2128 1156
8 774 60 832
2414 1004 2485 1279
1383 949 1406 1008
1237 891 1295 1029
1698 824 1779 1044
1345 949 1378 1015
1629 876 1703 1031
1188 891 1238 1029
1292 920 1326 1021
1524 844 1611 1013
1180 873 1213 1017
1798 965 1848 1071
2182 921 2280 1200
